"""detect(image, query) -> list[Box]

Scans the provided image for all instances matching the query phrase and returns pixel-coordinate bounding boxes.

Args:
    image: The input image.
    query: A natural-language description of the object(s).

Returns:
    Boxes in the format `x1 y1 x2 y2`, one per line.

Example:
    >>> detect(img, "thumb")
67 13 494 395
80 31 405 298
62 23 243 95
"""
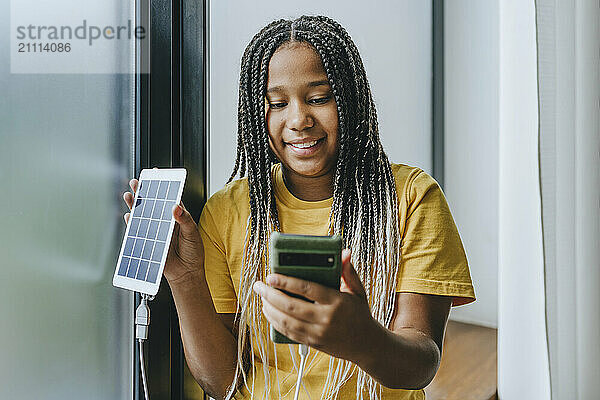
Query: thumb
172 202 199 241
340 249 367 300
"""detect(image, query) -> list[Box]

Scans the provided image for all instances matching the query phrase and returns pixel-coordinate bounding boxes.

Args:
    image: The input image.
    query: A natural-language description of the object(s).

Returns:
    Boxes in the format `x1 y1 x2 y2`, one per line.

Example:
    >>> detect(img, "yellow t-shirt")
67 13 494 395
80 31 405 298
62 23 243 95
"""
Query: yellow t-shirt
198 163 475 399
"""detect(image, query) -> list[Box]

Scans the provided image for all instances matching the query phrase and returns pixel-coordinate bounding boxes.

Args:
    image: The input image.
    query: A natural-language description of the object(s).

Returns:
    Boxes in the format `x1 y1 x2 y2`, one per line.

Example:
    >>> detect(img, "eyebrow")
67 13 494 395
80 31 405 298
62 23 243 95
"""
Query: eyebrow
308 80 330 88
266 80 331 93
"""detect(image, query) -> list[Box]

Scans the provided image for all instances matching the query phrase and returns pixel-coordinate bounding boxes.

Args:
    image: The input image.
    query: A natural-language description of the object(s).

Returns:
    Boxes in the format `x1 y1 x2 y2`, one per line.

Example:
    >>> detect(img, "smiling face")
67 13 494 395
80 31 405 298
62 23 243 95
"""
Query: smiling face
265 42 339 181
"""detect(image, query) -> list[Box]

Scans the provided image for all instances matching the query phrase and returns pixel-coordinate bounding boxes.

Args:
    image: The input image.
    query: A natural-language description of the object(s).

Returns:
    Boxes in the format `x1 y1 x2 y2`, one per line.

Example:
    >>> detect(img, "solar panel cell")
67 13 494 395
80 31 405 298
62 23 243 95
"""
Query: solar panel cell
136 260 149 280
129 218 141 237
148 180 160 198
157 181 169 198
147 220 159 240
146 262 160 283
133 199 144 216
123 238 135 256
152 200 165 219
167 181 179 200
162 201 175 220
151 241 165 262
142 240 154 260
137 218 150 238
142 200 155 218
127 259 140 278
132 238 144 258
118 257 130 276
157 221 170 241
139 180 150 197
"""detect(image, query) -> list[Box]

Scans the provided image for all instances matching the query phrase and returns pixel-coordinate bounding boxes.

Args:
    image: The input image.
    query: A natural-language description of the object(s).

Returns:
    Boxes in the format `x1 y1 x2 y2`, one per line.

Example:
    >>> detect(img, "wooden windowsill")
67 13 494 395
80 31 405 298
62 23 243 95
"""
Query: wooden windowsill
424 320 497 400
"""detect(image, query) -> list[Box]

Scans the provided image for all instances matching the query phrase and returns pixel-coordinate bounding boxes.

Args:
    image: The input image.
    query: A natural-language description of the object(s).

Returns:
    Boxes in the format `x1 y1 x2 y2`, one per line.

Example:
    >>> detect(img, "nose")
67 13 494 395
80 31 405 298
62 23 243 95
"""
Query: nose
286 101 314 131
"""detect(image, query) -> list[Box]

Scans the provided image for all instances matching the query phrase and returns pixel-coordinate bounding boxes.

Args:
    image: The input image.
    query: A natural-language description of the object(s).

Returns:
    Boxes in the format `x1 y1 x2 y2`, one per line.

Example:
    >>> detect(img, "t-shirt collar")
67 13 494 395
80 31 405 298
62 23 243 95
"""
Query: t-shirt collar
272 163 333 209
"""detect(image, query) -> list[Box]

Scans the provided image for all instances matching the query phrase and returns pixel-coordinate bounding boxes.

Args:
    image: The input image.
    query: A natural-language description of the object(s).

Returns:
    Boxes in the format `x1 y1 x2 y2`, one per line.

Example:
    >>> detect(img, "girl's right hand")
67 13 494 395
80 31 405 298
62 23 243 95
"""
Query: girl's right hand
122 178 204 283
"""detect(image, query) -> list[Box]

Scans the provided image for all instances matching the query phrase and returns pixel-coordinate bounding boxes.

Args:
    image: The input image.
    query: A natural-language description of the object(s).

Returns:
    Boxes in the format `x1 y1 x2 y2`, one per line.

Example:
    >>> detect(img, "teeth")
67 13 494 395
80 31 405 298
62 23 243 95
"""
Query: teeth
290 140 319 149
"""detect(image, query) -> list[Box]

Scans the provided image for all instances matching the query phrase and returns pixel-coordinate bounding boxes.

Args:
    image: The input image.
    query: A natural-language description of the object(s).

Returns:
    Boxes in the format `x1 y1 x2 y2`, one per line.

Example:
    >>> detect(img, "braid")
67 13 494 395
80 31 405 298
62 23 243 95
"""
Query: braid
226 16 400 400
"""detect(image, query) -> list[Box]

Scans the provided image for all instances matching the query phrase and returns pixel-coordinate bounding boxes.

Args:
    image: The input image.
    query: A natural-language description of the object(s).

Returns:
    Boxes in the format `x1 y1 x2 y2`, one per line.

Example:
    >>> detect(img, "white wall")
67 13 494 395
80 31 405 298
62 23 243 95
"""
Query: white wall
207 0 432 195
498 1 550 398
444 1 499 328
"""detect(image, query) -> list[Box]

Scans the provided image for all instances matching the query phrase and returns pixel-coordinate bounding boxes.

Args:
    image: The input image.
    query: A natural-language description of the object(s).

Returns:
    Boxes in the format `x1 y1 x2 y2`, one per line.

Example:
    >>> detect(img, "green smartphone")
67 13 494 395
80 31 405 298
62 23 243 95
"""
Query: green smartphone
268 232 342 344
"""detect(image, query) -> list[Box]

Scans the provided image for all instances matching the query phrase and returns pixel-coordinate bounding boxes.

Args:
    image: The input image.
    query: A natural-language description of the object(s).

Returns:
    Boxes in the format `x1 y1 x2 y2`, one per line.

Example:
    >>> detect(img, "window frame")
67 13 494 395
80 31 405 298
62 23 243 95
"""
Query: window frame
133 0 207 398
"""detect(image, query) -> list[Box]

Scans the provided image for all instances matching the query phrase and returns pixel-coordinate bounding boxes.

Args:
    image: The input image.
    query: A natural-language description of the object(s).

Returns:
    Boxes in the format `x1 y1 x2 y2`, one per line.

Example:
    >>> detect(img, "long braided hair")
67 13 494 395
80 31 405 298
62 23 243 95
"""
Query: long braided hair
226 15 400 400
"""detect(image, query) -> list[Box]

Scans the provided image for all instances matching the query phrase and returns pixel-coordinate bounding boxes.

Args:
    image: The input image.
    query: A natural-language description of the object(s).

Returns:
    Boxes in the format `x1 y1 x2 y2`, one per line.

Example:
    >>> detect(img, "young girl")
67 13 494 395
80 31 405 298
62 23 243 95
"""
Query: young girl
124 15 475 400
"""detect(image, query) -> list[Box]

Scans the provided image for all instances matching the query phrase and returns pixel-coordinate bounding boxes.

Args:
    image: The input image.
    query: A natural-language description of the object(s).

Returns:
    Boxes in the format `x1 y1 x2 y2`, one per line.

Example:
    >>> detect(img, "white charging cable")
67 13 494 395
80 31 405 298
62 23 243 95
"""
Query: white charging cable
293 344 309 400
136 293 153 400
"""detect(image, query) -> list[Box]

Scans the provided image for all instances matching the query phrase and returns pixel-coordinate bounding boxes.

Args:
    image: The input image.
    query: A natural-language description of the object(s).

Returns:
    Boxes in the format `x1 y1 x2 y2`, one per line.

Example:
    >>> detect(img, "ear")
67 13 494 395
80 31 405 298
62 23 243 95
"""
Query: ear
340 249 367 301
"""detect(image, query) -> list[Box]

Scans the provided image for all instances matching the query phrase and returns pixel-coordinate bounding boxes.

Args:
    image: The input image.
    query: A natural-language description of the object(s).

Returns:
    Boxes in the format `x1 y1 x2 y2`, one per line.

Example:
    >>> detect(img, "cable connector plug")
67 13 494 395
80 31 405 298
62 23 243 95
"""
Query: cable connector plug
299 344 308 357
136 294 152 340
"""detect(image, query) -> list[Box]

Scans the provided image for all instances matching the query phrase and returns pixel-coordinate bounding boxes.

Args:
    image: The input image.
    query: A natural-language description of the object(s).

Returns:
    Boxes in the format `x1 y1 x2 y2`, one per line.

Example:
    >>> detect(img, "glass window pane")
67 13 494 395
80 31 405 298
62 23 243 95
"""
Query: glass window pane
0 1 135 398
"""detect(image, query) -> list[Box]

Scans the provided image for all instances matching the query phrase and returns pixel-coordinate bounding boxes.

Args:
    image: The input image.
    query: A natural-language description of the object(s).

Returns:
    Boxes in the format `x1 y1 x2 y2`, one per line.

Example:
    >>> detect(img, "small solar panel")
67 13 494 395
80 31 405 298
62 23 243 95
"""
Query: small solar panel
113 168 187 295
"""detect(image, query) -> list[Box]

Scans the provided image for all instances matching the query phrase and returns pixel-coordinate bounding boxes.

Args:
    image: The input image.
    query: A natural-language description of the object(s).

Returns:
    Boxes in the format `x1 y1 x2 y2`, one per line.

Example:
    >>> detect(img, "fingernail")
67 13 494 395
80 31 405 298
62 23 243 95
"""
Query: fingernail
253 281 264 294
265 275 278 286
173 204 182 217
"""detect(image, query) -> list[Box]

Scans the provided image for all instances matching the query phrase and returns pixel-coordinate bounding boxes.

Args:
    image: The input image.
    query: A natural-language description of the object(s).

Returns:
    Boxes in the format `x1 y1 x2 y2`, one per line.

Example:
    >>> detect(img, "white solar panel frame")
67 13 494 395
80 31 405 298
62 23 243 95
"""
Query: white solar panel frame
113 168 187 295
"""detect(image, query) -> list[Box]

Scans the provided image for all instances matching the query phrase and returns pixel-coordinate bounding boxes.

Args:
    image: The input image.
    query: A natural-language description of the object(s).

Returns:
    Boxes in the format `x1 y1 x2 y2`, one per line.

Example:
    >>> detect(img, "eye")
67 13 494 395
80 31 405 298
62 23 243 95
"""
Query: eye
268 101 287 109
308 96 332 105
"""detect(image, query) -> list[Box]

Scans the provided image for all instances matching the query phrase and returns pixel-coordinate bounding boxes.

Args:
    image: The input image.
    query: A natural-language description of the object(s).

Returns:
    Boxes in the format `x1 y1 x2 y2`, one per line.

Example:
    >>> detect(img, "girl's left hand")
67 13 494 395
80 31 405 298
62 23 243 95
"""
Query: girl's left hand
253 249 376 363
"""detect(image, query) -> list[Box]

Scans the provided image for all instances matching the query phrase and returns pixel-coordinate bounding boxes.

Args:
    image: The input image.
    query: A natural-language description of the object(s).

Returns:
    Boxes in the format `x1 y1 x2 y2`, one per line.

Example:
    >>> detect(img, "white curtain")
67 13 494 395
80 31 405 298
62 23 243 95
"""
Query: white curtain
497 1 551 398
536 0 600 399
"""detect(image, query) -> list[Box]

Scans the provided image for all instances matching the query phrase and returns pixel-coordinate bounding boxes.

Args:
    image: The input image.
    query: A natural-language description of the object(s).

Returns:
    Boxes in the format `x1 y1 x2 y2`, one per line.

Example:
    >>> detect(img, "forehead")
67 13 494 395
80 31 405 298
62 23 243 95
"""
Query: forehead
267 42 329 88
